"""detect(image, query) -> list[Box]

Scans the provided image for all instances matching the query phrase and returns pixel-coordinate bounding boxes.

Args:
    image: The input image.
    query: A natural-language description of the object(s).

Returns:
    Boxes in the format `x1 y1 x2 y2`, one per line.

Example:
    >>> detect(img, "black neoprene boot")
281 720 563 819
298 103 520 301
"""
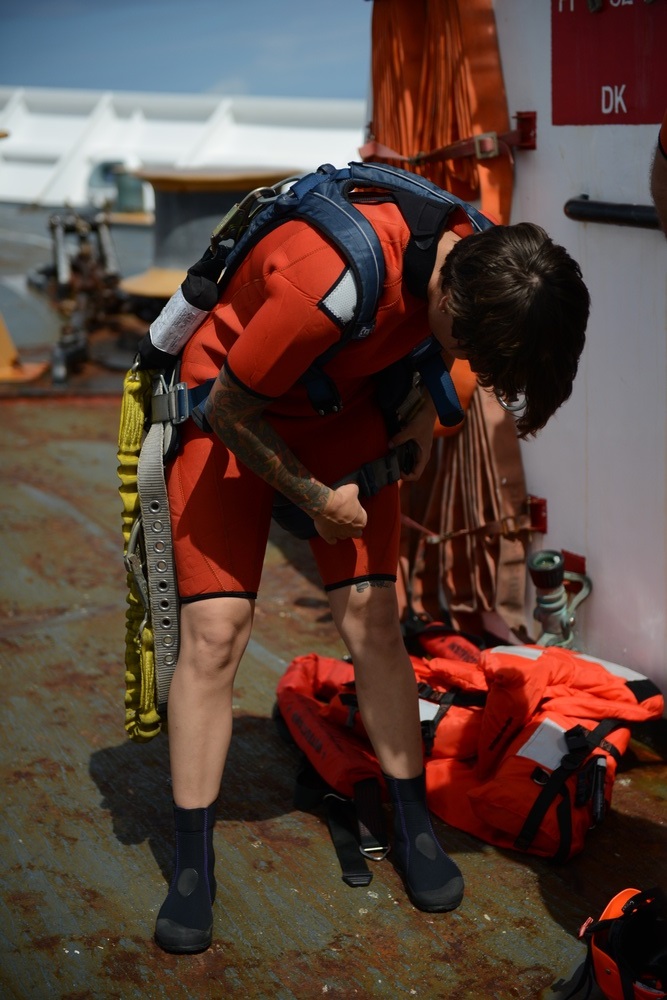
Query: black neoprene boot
154 802 217 953
384 771 464 912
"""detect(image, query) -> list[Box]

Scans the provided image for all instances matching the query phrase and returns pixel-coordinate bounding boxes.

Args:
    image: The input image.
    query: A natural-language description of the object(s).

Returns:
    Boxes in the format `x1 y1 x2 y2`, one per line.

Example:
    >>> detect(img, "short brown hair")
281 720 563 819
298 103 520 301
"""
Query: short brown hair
440 222 590 436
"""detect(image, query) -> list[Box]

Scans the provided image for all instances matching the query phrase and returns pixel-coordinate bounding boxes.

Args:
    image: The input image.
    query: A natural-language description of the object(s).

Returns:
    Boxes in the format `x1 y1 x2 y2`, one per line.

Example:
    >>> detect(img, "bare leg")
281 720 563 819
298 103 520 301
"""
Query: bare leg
155 595 254 953
327 580 422 778
167 596 255 807
327 580 463 912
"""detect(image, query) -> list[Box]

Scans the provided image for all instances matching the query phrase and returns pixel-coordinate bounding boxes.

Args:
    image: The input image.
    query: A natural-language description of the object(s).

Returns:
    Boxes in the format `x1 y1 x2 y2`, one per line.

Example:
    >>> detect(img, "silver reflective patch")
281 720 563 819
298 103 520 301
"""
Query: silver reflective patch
322 269 357 325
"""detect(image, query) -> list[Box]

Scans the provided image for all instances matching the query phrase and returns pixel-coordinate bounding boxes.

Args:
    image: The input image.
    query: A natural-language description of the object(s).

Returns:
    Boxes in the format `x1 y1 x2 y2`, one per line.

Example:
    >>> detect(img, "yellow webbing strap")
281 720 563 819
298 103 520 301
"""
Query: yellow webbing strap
117 367 162 741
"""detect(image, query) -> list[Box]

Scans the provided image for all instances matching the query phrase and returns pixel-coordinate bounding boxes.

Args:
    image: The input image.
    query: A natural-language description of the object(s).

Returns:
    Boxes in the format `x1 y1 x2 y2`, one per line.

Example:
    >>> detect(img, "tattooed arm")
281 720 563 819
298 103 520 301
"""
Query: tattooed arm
204 367 367 544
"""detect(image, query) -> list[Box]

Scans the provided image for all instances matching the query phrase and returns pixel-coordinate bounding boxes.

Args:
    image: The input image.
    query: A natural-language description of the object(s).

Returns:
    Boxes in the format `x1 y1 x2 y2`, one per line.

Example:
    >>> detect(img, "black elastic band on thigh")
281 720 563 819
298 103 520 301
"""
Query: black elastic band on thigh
324 574 396 593
180 590 258 604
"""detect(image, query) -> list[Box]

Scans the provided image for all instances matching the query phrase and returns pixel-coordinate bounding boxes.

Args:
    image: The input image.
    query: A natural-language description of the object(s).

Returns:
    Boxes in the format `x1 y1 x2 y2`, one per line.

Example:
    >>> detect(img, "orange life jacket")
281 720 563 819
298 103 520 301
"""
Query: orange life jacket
275 640 664 862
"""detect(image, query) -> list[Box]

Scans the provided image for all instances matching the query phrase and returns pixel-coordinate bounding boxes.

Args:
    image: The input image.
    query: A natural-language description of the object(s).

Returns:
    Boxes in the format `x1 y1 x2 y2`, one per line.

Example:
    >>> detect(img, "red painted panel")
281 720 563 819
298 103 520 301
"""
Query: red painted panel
551 0 667 126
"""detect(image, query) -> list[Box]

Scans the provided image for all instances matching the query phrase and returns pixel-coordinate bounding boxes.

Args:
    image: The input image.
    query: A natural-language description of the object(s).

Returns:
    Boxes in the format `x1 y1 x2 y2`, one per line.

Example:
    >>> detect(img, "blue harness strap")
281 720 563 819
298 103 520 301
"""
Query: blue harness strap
170 161 494 424
220 161 491 342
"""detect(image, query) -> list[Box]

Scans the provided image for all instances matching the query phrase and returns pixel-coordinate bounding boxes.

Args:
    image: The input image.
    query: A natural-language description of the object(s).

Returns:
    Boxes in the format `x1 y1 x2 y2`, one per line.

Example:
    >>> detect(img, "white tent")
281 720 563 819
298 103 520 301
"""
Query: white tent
0 86 366 208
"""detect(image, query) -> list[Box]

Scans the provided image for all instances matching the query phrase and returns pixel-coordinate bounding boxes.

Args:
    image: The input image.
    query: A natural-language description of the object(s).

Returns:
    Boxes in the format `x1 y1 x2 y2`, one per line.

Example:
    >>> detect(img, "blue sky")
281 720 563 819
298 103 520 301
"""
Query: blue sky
0 0 373 100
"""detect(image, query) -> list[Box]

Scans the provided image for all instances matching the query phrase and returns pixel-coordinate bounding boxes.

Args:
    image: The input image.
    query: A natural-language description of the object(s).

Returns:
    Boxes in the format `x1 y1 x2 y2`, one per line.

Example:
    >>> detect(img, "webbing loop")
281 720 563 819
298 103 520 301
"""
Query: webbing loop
137 377 181 713
150 381 191 425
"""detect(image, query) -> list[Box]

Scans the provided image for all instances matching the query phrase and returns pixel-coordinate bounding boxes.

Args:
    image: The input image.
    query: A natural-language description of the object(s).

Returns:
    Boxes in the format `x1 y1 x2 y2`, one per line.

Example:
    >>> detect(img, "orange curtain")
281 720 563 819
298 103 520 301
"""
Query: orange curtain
366 0 513 224
368 0 530 637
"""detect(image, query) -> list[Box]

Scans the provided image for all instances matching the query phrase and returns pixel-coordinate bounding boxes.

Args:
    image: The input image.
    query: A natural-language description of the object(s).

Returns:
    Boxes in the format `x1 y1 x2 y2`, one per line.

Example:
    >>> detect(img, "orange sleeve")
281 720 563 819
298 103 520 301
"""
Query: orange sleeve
433 358 477 438
222 225 346 399
433 212 487 437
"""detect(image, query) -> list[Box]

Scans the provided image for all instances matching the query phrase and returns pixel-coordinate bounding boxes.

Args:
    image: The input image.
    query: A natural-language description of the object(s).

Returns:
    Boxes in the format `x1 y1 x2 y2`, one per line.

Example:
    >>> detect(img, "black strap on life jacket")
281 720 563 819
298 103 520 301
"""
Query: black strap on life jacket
514 719 625 862
273 702 389 888
293 758 389 888
417 682 487 757
625 676 663 704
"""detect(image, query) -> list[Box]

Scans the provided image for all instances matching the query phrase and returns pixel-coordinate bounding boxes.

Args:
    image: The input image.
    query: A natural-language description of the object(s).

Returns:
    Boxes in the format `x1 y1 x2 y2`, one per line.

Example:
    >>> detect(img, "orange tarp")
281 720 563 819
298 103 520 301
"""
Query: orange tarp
366 0 513 225
366 0 529 637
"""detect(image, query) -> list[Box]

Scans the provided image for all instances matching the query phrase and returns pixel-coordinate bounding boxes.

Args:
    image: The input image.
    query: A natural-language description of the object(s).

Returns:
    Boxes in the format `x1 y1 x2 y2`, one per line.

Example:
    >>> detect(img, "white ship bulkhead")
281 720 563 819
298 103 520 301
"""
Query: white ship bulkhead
495 0 667 694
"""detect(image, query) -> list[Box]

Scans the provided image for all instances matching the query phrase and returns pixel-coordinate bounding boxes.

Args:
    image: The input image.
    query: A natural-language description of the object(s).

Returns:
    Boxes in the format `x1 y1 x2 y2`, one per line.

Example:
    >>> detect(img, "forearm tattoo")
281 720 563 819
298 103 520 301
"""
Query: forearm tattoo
205 371 331 514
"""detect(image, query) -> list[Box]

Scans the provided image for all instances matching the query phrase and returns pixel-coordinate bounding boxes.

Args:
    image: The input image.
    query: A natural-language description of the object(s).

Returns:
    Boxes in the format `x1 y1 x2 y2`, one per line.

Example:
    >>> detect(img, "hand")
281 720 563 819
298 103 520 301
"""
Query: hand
388 397 436 481
135 331 177 371
313 482 367 544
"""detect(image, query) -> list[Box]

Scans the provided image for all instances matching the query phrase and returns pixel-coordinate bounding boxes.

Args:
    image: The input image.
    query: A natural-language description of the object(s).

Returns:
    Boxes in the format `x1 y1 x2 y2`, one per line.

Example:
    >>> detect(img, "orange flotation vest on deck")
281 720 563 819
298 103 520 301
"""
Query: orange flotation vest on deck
275 642 664 863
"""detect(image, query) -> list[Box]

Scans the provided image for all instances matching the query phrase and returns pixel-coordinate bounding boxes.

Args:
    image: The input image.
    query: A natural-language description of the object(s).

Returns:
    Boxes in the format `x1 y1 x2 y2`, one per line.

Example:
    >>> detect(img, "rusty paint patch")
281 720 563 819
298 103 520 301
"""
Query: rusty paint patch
41 668 109 694
6 889 46 915
98 941 151 987
6 757 75 784
30 934 66 952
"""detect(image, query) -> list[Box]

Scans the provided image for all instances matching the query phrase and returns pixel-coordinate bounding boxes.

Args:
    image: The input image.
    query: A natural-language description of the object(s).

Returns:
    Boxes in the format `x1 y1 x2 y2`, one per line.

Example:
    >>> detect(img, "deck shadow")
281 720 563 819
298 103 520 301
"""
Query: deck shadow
88 713 302 881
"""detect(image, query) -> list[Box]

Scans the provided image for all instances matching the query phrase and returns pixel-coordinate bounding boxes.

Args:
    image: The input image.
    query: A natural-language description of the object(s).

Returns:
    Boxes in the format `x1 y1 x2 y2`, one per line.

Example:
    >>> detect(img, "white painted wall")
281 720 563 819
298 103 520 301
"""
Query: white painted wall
494 0 667 690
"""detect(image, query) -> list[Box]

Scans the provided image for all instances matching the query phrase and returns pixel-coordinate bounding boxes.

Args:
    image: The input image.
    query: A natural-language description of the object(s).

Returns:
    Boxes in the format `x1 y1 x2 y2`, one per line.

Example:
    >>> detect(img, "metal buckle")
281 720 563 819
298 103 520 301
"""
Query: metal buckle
169 382 190 424
495 390 526 414
474 132 500 160
209 175 301 251
209 187 275 249
359 843 391 862
124 517 149 610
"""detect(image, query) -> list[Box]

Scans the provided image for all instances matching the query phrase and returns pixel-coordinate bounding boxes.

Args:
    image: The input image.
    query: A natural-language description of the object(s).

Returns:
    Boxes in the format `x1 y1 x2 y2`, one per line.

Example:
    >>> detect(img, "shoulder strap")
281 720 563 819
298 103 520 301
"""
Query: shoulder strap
216 162 494 415
214 164 384 414
347 161 493 234
218 163 385 341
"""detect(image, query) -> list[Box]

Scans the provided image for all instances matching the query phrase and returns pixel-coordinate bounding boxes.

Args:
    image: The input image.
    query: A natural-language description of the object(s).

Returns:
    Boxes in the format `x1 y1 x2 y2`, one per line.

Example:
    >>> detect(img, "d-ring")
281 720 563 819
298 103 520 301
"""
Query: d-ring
496 391 526 414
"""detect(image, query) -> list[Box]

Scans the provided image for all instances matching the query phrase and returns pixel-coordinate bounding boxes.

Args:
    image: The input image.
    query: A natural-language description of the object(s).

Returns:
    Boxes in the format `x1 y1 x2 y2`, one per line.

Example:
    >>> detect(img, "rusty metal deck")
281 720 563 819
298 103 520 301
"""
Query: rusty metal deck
1 203 665 1000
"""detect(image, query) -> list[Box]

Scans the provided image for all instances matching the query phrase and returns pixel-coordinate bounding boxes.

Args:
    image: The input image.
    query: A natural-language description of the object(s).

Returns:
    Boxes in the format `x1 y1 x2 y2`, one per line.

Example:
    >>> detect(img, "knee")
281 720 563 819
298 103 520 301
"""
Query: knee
184 625 240 674
334 583 401 650
178 602 252 681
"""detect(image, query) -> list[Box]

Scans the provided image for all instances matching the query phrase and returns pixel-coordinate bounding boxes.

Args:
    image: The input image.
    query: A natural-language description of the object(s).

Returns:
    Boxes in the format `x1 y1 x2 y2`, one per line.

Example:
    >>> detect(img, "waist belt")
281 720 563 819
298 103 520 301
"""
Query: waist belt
335 439 417 497
151 354 464 435
272 440 417 541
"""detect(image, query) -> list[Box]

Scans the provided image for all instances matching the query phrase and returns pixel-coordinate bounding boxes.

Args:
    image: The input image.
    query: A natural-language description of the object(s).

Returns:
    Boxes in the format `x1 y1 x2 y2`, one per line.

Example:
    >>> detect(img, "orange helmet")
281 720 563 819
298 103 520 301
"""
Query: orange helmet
579 887 667 1000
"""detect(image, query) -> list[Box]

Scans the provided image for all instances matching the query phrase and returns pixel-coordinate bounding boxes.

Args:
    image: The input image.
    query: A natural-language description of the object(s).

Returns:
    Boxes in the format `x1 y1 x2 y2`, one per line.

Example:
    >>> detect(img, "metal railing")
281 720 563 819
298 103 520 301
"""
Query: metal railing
564 196 660 230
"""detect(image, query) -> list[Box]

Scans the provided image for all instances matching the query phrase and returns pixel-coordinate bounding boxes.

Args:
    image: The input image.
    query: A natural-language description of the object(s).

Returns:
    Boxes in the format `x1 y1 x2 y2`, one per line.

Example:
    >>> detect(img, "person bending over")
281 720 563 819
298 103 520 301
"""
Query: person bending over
152 192 590 953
